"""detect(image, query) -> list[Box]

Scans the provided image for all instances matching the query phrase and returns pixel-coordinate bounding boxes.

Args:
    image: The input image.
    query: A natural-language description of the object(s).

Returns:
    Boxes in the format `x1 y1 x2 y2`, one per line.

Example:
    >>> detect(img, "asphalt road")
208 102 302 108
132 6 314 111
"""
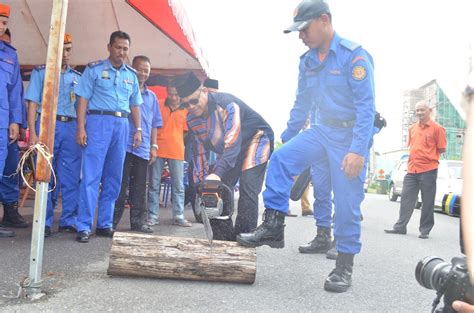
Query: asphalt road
0 192 461 312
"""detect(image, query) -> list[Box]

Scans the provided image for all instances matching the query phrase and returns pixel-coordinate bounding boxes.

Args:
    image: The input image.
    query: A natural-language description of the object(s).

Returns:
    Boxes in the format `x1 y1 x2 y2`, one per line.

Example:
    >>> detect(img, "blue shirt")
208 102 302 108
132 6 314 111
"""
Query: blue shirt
0 40 22 128
281 32 375 156
24 65 81 117
75 59 142 113
126 85 162 160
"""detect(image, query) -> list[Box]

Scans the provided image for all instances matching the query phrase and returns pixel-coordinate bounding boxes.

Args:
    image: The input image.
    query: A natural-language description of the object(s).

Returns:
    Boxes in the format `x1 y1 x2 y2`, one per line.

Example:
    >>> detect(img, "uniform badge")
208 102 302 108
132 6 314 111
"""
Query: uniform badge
101 70 109 79
352 66 366 81
70 91 76 103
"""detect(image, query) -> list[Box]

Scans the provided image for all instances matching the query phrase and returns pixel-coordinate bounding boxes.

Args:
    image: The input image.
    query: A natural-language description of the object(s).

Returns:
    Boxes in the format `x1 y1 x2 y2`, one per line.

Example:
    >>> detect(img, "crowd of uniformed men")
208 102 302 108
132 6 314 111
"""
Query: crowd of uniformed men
1 0 384 294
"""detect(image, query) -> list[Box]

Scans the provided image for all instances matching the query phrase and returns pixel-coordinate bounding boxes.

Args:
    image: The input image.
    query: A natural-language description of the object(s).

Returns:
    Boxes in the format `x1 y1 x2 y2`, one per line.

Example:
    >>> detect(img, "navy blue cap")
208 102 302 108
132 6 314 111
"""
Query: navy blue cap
284 0 330 34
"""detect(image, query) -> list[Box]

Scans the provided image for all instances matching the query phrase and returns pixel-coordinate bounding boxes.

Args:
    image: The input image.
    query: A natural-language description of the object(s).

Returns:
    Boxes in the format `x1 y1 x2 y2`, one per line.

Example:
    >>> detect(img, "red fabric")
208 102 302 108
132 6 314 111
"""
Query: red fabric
148 86 167 102
127 0 196 58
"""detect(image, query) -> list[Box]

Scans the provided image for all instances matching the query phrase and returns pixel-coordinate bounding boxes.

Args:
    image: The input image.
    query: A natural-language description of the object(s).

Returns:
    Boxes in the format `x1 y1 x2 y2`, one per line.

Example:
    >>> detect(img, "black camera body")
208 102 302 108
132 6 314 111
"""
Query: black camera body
416 256 474 312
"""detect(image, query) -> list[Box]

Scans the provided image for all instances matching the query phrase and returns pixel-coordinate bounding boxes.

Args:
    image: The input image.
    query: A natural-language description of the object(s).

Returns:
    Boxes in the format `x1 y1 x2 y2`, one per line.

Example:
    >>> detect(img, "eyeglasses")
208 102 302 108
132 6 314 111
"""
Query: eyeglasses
180 90 202 108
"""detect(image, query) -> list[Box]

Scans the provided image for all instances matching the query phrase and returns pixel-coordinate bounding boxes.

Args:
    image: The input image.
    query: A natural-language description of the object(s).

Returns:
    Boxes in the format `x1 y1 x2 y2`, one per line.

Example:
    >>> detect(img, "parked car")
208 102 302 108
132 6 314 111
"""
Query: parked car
387 159 463 207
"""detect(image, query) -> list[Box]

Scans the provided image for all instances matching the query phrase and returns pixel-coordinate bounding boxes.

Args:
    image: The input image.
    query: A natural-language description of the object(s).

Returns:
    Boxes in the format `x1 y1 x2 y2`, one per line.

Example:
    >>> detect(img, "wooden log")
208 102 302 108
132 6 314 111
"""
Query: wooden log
107 232 256 284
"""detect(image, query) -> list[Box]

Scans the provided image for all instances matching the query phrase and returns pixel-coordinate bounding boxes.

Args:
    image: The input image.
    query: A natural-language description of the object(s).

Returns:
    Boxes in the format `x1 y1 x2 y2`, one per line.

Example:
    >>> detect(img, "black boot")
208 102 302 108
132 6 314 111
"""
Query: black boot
236 209 285 248
298 227 331 254
2 202 29 228
324 253 354 293
0 226 15 238
326 240 338 260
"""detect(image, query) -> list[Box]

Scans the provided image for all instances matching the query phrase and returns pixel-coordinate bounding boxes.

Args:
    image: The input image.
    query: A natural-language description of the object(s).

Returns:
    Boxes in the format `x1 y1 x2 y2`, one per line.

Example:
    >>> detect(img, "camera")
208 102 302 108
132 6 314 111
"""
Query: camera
416 256 474 312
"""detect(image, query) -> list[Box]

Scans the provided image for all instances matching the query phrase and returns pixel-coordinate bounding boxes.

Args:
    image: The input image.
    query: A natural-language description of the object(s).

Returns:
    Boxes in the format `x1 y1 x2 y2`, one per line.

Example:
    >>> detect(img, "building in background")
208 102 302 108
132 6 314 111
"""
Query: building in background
402 80 466 160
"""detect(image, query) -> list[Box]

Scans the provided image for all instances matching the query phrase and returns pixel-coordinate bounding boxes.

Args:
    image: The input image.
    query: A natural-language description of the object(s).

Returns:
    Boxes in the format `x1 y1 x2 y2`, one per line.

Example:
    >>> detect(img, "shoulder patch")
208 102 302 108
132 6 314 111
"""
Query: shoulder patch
125 64 136 73
340 39 361 51
300 49 311 59
87 60 103 68
34 64 46 71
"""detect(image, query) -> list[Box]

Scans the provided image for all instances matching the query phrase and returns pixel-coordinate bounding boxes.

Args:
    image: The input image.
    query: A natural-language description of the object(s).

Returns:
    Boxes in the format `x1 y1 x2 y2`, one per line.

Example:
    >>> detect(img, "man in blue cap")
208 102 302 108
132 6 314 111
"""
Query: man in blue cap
75 31 143 243
0 4 23 238
237 0 376 293
25 33 81 237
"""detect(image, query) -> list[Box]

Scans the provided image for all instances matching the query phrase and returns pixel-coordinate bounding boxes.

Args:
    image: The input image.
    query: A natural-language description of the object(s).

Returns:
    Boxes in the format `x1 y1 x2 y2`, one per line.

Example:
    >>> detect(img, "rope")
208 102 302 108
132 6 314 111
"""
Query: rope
7 143 57 193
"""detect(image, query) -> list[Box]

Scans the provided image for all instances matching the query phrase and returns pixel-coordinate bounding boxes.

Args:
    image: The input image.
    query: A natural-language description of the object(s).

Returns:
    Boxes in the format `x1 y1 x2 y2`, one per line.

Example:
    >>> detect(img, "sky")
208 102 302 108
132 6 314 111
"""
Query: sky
180 0 474 153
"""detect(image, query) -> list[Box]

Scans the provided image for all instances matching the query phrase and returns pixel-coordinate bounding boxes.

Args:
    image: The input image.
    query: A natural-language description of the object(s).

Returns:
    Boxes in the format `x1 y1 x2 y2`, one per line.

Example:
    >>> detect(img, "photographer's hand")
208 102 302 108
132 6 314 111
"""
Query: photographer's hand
453 300 474 312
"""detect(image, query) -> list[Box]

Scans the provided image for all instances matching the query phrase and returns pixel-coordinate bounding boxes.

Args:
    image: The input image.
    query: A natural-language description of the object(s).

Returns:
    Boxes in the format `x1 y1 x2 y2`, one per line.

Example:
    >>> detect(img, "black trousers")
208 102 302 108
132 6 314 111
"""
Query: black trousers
114 152 148 229
211 162 267 240
393 168 437 235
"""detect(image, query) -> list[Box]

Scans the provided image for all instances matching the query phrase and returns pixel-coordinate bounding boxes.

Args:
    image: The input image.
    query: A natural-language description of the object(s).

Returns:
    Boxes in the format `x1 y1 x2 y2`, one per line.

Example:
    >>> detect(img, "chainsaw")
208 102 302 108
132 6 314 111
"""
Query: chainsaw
196 180 234 246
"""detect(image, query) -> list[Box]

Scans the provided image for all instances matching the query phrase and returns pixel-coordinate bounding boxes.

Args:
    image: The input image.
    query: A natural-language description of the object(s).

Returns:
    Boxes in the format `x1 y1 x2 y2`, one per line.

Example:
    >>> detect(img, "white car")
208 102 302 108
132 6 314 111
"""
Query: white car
387 159 463 207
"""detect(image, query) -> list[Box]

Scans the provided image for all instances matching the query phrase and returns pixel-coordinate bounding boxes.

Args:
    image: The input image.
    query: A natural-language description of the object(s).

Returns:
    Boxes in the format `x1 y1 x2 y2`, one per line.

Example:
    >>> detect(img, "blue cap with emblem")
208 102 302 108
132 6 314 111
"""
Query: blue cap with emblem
284 0 330 34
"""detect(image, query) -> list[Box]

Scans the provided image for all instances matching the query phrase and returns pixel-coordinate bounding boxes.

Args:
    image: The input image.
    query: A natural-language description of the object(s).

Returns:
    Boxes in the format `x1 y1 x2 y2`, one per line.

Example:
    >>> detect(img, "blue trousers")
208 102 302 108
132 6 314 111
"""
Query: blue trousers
0 129 7 180
77 115 128 232
263 126 367 254
0 140 20 203
45 120 82 227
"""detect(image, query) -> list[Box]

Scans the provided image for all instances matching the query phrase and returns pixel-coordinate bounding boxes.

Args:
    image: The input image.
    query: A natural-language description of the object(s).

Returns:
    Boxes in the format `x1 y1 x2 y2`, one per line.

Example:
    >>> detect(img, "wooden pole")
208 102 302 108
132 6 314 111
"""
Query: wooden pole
25 0 69 297
108 233 257 284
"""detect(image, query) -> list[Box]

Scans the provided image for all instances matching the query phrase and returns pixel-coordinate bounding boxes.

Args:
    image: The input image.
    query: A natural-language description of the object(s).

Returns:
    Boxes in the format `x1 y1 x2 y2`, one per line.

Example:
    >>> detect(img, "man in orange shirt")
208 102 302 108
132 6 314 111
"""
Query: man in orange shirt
147 80 192 227
385 100 446 239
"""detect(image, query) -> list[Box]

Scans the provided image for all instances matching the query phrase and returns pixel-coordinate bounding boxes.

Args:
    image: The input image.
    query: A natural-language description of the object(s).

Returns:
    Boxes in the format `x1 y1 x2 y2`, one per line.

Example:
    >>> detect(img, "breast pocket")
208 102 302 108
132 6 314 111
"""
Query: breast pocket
424 134 436 147
0 62 13 108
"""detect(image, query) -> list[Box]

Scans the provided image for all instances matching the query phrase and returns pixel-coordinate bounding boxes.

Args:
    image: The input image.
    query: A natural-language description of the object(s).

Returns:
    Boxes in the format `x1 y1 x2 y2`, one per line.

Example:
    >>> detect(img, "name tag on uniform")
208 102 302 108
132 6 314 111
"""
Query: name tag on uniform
70 91 76 103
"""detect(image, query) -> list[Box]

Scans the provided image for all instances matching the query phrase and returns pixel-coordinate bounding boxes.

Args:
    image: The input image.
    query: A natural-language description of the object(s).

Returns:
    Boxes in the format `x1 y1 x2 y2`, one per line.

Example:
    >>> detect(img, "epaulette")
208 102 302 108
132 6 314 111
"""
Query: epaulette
300 49 311 59
87 60 103 68
2 41 16 51
340 39 360 51
125 64 136 73
71 68 82 76
34 64 46 71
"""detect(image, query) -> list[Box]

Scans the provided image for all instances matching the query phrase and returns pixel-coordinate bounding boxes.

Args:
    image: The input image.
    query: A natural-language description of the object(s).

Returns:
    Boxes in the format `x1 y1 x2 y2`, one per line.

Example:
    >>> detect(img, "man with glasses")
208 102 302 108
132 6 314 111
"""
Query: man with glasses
236 0 376 293
177 72 274 240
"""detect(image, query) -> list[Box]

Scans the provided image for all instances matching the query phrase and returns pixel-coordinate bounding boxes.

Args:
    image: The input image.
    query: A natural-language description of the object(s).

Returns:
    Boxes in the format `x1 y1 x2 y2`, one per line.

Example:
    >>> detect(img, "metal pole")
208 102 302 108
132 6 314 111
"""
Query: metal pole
25 0 69 297
463 78 474 284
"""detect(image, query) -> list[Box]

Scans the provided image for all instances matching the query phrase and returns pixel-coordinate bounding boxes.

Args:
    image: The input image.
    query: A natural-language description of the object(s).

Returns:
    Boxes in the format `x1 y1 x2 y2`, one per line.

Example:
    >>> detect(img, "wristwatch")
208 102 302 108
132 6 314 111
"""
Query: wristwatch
136 127 142 132
152 144 158 150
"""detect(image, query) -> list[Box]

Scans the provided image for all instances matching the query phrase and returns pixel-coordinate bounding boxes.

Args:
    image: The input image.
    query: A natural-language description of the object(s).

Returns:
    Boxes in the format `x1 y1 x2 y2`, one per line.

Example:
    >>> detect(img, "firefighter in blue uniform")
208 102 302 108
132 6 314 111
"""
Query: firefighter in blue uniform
0 4 23 238
75 31 143 243
237 0 376 293
25 33 81 237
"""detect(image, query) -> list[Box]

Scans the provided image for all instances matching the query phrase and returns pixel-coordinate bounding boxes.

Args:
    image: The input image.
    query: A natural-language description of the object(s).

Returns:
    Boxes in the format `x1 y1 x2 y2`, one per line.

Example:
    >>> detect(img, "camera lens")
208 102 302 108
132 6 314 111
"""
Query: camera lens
415 256 451 290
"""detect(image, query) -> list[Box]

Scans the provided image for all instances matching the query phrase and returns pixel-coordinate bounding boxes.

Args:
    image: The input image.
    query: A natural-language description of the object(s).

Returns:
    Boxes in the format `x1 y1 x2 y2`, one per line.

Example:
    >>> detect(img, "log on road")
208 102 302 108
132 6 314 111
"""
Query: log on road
107 232 256 284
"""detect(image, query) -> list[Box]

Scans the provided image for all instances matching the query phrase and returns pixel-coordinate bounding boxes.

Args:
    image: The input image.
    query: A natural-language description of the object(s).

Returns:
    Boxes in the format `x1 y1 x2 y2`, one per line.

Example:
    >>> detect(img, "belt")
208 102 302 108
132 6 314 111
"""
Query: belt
56 115 76 122
88 110 129 118
320 118 355 128
36 113 76 122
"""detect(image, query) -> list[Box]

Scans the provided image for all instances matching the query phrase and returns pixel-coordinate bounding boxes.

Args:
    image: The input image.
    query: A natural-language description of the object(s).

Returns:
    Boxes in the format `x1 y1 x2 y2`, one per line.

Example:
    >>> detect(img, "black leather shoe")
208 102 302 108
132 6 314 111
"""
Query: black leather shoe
419 234 429 239
76 231 90 243
95 228 115 237
58 225 77 233
131 225 154 233
44 226 51 238
384 228 407 235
